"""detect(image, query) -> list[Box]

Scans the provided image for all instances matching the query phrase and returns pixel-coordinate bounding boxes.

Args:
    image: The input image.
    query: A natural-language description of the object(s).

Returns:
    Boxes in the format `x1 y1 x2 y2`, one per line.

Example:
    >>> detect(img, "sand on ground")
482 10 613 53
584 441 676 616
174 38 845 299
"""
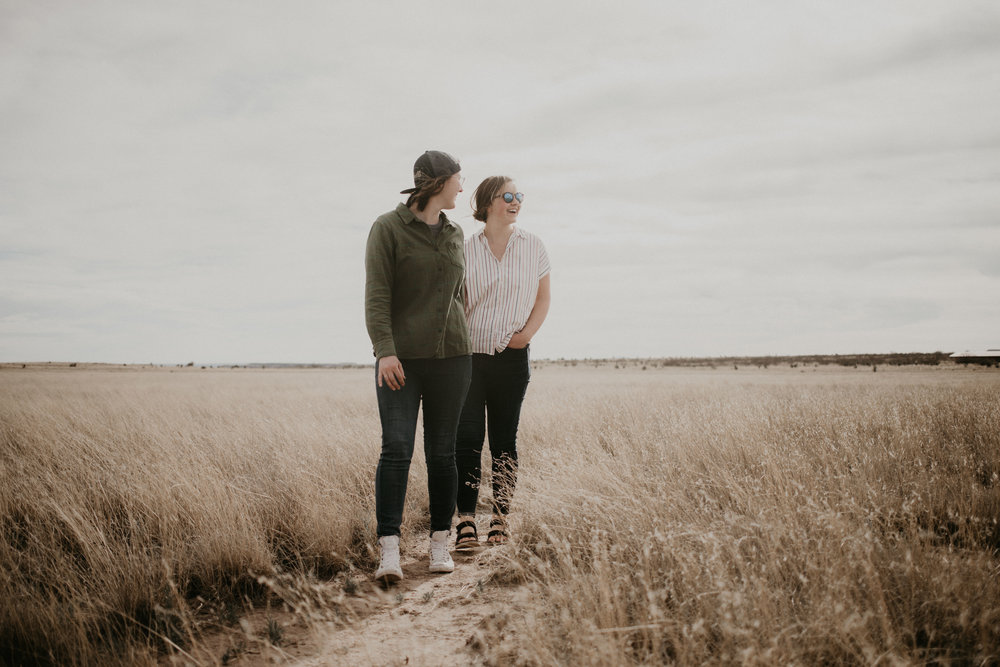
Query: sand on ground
287 544 514 667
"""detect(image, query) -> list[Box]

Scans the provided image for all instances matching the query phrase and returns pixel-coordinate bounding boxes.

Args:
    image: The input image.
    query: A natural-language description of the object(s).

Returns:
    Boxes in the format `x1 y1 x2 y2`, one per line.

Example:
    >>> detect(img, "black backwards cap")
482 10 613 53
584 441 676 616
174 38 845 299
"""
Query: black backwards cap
400 150 461 194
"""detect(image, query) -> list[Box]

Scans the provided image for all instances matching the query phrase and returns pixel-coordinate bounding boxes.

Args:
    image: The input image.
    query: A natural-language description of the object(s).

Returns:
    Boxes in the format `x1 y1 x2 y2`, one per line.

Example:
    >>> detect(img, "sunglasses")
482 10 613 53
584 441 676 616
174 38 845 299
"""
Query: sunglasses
496 192 524 204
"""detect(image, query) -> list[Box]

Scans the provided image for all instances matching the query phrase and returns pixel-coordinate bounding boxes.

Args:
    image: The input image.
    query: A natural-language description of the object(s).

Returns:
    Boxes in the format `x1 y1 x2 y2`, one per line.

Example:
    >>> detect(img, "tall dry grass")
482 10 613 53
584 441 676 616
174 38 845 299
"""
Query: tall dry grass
2 365 999 665
480 367 1000 665
0 367 391 665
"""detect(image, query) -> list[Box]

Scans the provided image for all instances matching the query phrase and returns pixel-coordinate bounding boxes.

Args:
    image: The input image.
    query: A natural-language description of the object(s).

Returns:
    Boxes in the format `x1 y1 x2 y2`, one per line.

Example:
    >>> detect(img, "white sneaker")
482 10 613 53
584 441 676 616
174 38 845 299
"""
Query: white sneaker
428 530 455 573
375 535 403 583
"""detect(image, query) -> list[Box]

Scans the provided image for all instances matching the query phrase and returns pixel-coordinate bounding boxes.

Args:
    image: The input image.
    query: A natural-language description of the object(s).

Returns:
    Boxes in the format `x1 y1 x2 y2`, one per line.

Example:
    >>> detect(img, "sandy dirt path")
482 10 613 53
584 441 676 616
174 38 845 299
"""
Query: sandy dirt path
290 546 513 667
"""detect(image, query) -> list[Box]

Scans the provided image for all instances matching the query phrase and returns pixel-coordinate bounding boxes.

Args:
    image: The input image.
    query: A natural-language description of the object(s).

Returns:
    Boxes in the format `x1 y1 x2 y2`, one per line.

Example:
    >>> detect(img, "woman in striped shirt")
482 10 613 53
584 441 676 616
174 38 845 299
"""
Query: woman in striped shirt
454 176 551 548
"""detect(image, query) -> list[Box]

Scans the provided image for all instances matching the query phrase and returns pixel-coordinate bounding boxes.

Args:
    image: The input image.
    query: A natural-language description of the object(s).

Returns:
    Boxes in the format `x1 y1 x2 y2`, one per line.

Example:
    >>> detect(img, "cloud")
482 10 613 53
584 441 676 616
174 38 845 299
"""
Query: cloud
2 1 998 362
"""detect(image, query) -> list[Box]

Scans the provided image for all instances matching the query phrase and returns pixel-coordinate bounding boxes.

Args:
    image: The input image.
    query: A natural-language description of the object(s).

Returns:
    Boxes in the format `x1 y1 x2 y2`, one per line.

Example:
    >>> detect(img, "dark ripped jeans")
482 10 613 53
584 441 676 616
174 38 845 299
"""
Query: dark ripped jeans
375 355 472 537
455 346 531 517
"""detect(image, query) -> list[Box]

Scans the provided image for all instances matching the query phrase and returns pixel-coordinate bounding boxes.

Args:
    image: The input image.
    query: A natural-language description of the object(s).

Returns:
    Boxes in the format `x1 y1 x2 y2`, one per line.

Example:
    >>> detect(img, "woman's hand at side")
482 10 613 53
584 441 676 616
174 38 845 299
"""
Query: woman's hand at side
377 356 406 390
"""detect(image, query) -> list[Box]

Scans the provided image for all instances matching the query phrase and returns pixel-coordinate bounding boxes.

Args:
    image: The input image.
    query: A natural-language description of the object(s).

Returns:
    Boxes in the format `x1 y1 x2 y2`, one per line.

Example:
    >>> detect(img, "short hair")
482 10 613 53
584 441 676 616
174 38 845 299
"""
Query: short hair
471 176 513 222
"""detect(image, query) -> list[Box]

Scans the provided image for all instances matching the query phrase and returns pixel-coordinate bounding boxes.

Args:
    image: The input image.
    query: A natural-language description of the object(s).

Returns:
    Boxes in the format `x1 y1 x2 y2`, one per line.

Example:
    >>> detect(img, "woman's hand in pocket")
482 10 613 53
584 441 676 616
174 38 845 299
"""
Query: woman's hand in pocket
507 331 531 350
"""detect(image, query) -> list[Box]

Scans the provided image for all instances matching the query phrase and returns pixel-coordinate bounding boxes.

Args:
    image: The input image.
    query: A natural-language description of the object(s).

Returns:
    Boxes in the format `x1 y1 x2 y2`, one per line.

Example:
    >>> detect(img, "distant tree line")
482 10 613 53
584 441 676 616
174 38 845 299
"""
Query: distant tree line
550 352 957 369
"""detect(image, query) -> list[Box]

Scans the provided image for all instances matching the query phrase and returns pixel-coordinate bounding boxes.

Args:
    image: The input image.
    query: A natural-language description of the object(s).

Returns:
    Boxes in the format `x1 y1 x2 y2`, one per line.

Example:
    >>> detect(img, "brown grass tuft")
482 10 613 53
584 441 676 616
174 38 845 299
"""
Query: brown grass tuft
2 365 998 664
479 367 1000 665
0 368 384 665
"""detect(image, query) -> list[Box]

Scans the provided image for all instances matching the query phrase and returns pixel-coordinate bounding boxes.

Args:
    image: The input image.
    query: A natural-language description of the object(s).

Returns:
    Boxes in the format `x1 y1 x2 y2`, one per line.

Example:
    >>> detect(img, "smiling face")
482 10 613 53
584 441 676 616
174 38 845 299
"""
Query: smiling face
486 181 521 225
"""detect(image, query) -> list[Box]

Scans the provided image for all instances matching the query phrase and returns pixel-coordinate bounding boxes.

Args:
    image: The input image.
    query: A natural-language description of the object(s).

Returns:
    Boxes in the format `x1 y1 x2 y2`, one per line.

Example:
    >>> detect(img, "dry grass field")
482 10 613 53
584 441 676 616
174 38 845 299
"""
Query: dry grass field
2 363 999 665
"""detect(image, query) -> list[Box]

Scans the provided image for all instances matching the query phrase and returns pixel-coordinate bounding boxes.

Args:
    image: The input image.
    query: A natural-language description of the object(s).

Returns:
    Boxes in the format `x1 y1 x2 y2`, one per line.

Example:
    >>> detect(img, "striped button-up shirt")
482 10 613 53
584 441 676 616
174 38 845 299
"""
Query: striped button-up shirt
464 226 551 354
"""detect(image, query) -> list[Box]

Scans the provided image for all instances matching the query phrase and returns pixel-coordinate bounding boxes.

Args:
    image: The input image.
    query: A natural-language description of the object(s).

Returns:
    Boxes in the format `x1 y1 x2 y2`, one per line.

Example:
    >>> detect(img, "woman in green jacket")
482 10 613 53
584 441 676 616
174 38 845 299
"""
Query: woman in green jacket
364 150 472 583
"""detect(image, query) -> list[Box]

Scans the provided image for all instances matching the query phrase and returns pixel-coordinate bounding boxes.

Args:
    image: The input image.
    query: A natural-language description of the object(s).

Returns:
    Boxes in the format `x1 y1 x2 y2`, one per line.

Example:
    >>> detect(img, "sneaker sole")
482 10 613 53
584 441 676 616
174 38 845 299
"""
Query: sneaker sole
375 570 403 583
429 563 455 573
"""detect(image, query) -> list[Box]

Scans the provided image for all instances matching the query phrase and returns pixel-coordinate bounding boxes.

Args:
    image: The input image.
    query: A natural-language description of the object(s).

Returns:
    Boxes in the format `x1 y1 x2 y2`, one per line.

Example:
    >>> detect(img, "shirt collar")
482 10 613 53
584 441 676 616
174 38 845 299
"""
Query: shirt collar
395 202 455 228
474 225 524 241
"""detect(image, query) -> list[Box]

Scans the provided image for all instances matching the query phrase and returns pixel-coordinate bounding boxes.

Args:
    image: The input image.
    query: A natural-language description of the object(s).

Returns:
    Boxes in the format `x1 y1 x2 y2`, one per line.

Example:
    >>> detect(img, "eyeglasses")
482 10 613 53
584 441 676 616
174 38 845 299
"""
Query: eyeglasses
495 192 524 204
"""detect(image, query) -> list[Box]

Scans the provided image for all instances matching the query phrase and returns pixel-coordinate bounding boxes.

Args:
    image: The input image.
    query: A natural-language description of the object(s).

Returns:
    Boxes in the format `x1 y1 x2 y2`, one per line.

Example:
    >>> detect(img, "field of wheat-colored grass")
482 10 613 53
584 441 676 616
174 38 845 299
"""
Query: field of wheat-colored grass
1 367 385 665
2 364 999 665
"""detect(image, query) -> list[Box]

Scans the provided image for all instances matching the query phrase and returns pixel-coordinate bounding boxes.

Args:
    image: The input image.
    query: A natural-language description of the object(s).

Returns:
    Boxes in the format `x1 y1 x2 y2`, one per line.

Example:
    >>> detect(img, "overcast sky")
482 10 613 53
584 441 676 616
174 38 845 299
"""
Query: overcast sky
2 1 998 364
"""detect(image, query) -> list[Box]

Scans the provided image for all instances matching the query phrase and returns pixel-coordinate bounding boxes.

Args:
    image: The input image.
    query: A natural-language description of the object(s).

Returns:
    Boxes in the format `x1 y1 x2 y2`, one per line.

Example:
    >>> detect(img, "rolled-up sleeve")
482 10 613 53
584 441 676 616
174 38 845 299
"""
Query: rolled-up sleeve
365 219 396 359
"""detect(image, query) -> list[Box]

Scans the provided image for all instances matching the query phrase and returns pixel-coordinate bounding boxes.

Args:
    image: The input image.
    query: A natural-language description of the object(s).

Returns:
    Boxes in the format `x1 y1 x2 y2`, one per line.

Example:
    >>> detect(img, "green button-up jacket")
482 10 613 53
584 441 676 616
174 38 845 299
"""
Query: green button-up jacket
365 203 472 360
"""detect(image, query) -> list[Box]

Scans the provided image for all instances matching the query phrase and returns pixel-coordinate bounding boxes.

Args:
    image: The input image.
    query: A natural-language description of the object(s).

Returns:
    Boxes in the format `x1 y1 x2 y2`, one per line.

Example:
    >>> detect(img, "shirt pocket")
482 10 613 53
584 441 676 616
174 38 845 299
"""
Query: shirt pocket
397 243 438 275
444 238 465 271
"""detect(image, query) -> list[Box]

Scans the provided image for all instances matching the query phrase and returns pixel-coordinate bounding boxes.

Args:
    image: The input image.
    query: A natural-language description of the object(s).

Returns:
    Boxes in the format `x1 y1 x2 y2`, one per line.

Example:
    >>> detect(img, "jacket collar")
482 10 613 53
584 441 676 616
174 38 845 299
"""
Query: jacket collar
395 202 454 229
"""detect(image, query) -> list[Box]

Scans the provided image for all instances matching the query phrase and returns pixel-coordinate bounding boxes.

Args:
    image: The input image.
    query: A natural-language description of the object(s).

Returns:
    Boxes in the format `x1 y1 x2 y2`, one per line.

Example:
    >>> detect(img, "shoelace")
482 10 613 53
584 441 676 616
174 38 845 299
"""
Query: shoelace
380 547 399 568
430 542 449 562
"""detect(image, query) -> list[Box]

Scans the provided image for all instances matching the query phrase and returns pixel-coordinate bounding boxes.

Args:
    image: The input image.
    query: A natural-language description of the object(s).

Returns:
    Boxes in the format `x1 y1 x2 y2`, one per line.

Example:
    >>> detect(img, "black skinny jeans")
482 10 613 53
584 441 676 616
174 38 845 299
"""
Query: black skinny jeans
374 355 472 537
455 346 531 516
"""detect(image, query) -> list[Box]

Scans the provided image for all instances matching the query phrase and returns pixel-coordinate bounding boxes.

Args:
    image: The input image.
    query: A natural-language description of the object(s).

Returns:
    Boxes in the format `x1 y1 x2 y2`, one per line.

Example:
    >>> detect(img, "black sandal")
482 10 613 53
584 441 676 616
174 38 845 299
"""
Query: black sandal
487 517 508 545
455 519 479 551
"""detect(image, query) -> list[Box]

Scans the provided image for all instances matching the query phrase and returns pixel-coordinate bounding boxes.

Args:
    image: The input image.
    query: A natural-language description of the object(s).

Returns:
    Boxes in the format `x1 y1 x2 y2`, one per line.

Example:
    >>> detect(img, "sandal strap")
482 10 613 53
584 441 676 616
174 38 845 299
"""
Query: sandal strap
456 520 478 545
487 516 508 542
486 515 508 539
